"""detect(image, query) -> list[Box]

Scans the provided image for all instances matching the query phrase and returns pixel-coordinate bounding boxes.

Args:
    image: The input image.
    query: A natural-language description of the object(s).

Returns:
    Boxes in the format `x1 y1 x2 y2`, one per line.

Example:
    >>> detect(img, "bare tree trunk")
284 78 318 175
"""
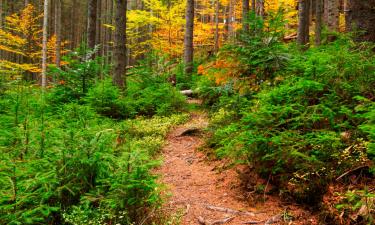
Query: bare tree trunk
297 0 310 46
256 0 264 17
113 0 127 90
326 0 339 31
214 0 219 53
345 0 375 41
228 0 234 38
0 0 3 29
55 0 61 67
251 0 256 12
41 0 49 88
87 0 98 49
184 0 194 76
315 0 323 45
242 0 249 31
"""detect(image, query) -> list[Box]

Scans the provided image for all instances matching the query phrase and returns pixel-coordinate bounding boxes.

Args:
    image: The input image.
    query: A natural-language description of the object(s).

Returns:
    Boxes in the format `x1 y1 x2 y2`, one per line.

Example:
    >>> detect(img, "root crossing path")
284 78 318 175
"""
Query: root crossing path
157 110 315 224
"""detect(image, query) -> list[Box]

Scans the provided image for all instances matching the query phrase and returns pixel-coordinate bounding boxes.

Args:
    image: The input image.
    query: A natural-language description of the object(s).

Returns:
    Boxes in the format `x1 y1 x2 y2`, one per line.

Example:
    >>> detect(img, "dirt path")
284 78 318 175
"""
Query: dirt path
157 110 315 225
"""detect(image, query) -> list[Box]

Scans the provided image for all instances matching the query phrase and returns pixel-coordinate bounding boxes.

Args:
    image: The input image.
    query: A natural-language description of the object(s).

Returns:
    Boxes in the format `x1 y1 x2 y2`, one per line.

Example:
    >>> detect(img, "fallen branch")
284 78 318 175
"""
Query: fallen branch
198 216 235 225
205 204 255 216
243 221 264 224
211 216 235 225
243 214 283 225
198 216 207 225
181 90 194 96
336 165 370 181
265 214 282 225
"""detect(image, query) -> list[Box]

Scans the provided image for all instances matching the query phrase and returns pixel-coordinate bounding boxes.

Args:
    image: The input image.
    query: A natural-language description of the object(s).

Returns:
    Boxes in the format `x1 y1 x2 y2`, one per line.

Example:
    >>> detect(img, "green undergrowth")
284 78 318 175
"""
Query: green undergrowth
196 20 375 224
0 49 189 224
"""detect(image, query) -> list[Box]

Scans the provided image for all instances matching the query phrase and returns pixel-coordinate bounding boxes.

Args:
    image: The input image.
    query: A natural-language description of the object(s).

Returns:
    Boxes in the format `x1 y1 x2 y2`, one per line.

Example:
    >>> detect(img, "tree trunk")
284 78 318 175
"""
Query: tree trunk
315 0 323 45
346 0 375 42
87 0 98 49
0 0 3 29
297 0 310 46
184 0 194 76
214 0 219 53
41 0 49 88
256 0 264 17
242 0 249 31
251 0 256 12
112 0 127 90
55 0 61 67
326 0 339 31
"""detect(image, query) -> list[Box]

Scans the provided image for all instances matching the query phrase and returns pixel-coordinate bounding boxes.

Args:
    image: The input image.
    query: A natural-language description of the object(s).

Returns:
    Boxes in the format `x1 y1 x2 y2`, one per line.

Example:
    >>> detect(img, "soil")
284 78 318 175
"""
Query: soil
157 109 318 225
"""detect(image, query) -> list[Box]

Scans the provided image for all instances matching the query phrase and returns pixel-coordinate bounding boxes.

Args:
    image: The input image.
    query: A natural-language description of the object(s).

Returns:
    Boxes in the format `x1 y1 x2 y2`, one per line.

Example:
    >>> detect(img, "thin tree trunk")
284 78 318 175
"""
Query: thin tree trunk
184 0 194 76
315 0 323 45
327 0 339 31
297 0 310 46
41 0 49 88
256 0 264 17
0 0 3 29
251 0 256 12
242 0 249 31
87 0 98 49
112 0 127 90
55 0 61 67
214 0 219 53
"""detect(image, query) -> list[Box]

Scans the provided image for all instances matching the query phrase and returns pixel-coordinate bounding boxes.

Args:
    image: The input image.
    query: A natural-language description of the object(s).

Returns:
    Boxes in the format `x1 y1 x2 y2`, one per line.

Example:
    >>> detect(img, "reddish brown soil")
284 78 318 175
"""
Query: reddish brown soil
157 111 317 225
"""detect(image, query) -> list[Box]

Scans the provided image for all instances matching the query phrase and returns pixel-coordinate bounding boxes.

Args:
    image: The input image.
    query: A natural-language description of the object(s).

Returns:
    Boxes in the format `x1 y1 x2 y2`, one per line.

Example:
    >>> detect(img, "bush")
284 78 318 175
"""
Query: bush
205 36 375 208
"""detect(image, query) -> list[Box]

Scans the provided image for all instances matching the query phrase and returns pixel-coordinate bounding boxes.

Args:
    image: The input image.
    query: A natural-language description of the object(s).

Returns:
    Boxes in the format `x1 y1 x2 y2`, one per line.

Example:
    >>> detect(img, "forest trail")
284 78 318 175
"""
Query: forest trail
157 102 315 225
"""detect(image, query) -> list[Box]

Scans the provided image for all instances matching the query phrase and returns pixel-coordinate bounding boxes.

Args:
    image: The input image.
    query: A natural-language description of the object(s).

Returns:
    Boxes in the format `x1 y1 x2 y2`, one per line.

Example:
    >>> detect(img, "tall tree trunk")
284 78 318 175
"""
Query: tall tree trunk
55 0 61 67
326 0 339 31
112 0 127 90
228 0 235 38
345 0 375 41
87 0 98 49
184 0 194 76
0 0 3 29
242 0 249 31
214 0 219 53
315 0 323 45
41 0 49 88
251 0 256 12
297 0 310 46
256 0 264 17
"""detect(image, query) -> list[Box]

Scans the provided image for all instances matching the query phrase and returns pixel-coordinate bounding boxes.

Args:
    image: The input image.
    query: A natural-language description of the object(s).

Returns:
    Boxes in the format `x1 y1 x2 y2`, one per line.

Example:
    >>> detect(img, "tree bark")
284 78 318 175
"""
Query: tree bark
326 0 339 31
41 0 49 88
214 0 219 53
251 0 256 12
0 0 3 29
345 0 375 42
87 0 98 49
256 0 264 17
297 0 310 46
184 0 194 76
55 0 61 67
315 0 323 45
112 0 127 90
242 0 249 31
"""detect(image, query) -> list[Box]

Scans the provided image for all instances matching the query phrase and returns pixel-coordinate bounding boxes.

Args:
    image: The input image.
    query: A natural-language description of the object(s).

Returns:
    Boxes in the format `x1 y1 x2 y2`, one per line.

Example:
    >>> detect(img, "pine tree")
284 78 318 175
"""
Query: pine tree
184 0 194 76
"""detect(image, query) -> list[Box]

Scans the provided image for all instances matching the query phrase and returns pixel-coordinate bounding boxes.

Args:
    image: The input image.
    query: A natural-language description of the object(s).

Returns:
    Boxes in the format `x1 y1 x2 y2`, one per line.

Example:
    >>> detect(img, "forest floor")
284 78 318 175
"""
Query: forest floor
156 100 319 225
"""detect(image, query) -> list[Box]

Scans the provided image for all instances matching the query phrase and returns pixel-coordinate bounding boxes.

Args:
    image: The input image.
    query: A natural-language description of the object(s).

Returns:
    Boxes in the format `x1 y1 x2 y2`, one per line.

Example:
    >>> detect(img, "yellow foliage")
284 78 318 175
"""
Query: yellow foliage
0 4 69 75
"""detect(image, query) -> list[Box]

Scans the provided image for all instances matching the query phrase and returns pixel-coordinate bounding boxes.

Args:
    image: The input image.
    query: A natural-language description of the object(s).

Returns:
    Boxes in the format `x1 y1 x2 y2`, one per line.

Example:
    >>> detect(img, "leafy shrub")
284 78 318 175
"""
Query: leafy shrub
0 83 188 224
205 36 375 208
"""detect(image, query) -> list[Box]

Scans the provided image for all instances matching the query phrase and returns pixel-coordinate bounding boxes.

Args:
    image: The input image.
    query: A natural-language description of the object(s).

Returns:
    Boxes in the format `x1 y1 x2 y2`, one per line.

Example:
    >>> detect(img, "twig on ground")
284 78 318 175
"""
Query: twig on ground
211 216 235 225
198 216 236 225
336 165 370 181
205 204 255 216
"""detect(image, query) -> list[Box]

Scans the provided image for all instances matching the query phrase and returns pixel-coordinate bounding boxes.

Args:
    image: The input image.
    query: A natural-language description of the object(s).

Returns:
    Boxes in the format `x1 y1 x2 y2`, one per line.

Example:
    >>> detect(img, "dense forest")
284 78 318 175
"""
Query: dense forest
0 0 374 224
